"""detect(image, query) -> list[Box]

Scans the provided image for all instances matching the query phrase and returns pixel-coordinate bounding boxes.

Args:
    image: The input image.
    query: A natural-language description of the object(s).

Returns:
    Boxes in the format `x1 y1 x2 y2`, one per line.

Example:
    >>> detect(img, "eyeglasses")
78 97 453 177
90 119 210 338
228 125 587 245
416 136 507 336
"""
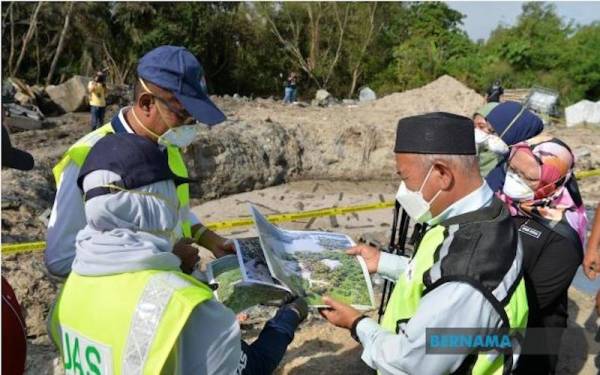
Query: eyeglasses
152 94 194 124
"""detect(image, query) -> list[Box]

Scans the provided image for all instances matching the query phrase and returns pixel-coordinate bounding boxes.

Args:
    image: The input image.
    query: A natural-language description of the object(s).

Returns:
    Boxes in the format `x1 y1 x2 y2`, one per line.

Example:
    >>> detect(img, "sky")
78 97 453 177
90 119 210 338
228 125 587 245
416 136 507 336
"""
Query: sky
447 1 600 41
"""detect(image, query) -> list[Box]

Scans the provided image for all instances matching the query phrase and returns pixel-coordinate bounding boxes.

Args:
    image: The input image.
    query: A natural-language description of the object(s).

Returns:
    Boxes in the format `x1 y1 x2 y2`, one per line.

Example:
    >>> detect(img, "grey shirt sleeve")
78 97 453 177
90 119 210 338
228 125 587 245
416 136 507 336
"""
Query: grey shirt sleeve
45 161 85 276
356 282 504 375
179 300 242 375
377 252 410 281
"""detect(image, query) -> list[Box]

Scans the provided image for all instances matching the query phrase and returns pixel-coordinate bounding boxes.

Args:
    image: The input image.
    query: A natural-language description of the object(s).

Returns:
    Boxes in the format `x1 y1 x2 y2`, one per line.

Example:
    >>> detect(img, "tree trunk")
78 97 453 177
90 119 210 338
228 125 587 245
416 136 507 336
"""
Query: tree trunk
1 2 13 38
323 3 349 88
46 2 74 85
349 68 360 98
347 4 378 98
12 1 43 77
8 4 15 75
262 6 322 88
306 3 321 72
35 25 40 84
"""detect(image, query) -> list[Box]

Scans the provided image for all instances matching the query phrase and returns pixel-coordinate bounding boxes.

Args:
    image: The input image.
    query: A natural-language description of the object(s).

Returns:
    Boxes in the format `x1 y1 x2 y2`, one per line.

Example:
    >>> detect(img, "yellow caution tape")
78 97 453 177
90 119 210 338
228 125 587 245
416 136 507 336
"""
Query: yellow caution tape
3 168 599 255
205 200 394 231
575 169 600 179
1 241 47 254
1 200 394 255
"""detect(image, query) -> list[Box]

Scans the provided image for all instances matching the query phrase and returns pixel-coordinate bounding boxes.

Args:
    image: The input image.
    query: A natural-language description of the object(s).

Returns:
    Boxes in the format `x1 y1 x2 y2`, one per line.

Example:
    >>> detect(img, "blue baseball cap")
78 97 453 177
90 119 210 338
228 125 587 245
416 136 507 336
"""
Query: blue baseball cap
137 45 226 126
77 133 194 201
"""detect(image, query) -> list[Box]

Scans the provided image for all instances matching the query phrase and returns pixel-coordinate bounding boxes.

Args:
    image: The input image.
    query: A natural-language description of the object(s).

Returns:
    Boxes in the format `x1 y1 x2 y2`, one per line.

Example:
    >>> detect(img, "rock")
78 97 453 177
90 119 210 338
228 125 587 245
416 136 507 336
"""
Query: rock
358 87 377 102
45 75 90 113
574 147 591 160
233 93 241 100
313 90 339 107
185 119 304 200
315 89 332 102
343 99 357 106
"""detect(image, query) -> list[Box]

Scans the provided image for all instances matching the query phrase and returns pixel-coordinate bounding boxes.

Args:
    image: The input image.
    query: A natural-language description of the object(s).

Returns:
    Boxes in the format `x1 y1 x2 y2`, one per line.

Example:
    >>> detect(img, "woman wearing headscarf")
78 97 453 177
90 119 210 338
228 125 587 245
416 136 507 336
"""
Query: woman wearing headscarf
480 101 545 191
497 135 587 374
49 133 307 375
472 102 499 177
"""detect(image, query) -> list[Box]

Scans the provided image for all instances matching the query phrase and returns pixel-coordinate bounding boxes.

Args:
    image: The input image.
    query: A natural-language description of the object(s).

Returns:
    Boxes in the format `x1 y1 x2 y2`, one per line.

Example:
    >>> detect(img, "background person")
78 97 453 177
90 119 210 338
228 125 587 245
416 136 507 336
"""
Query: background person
483 101 544 192
473 102 500 177
283 72 298 104
583 203 600 315
486 79 504 103
88 69 108 130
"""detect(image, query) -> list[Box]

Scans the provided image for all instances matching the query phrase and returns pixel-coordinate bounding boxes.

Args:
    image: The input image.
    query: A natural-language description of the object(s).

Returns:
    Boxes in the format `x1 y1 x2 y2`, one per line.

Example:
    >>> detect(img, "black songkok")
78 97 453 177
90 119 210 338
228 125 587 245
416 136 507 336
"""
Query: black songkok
394 112 476 155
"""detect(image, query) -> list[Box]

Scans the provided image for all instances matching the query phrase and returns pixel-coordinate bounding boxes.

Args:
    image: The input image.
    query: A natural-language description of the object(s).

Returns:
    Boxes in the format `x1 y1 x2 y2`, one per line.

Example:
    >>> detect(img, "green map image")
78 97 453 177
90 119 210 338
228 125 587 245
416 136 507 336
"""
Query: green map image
214 267 243 306
294 250 372 307
215 266 288 313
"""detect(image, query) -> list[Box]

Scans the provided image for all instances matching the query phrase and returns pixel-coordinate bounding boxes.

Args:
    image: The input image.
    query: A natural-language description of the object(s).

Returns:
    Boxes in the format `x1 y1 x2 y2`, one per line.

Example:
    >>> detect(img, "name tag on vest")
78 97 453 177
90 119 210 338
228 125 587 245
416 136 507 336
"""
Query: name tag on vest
519 224 542 239
61 325 113 375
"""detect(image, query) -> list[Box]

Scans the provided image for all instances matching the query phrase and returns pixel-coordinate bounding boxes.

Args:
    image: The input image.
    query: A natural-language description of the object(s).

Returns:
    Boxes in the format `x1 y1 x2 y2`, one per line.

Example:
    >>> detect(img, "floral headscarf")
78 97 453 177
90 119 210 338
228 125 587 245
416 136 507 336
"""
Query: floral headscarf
497 135 588 248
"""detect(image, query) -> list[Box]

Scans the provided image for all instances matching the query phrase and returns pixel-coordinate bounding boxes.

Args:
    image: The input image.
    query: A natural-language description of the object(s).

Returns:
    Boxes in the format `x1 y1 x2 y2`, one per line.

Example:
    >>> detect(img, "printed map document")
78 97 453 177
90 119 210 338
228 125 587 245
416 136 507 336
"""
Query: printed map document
205 205 375 312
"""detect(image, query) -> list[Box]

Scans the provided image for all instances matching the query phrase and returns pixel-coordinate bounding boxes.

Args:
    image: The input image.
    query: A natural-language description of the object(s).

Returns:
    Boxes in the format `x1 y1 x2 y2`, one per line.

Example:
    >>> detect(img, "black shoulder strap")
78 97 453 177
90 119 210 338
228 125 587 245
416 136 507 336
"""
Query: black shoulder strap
83 180 127 201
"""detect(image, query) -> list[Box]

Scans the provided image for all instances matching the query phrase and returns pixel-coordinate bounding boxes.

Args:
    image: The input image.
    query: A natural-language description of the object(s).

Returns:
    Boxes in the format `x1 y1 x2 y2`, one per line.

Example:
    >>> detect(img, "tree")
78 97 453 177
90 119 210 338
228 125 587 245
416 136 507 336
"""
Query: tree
45 2 74 84
11 1 43 77
377 2 475 93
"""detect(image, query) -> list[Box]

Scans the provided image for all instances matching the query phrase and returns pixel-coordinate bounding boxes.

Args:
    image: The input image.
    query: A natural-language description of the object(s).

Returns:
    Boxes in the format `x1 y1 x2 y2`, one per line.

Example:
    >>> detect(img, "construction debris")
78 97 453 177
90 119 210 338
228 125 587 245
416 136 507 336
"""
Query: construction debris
2 80 45 130
525 87 560 117
565 100 600 127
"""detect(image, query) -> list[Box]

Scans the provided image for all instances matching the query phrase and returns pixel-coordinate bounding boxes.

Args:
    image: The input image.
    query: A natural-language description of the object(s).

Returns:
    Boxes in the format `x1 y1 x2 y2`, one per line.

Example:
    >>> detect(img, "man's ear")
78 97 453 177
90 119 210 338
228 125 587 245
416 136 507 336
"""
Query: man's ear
138 93 154 113
433 161 454 191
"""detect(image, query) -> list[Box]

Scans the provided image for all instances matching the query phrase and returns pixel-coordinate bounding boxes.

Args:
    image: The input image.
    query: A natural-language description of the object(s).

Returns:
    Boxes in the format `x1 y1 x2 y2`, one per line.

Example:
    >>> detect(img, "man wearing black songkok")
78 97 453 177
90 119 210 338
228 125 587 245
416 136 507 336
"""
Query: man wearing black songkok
321 112 529 374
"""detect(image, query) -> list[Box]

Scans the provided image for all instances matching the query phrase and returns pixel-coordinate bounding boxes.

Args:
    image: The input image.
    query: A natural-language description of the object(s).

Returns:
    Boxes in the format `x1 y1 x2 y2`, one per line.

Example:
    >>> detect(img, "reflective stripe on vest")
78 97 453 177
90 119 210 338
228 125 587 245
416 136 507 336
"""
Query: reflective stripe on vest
49 270 213 375
381 225 529 375
52 122 192 238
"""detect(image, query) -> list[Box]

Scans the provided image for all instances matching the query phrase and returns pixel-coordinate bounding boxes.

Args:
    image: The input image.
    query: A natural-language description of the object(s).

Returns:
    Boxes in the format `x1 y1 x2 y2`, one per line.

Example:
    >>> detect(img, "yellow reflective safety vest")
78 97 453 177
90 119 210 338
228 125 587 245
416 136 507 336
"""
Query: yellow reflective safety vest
52 122 192 237
49 270 213 375
381 198 528 375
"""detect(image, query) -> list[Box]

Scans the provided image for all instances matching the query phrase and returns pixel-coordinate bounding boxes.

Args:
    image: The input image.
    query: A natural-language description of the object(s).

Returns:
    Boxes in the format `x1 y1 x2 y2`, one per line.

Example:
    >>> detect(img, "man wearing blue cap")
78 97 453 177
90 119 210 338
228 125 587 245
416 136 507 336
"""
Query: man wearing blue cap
46 45 232 277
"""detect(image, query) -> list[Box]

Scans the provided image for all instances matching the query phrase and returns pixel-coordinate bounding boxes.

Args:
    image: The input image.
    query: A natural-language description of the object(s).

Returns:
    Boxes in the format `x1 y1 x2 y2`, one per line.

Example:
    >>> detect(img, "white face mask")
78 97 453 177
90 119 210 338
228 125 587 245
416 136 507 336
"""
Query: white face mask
395 165 442 223
503 170 534 201
157 124 201 148
130 104 201 148
486 135 509 155
474 128 490 145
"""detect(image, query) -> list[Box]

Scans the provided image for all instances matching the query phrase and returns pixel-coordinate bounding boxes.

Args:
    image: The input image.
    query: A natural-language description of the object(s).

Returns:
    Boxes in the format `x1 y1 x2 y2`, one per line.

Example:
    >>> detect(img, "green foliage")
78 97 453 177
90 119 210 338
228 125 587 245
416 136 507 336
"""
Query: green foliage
295 250 371 308
2 1 598 104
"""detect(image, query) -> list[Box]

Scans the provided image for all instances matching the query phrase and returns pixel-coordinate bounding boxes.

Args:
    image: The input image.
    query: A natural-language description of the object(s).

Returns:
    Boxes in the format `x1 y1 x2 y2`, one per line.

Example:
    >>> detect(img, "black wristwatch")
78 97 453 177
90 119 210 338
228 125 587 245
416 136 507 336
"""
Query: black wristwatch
350 315 368 343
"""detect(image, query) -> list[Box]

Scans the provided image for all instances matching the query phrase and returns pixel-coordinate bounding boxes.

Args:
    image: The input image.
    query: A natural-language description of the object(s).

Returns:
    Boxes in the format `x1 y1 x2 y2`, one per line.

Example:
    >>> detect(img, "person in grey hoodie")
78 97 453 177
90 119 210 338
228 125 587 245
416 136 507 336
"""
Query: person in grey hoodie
48 133 306 374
